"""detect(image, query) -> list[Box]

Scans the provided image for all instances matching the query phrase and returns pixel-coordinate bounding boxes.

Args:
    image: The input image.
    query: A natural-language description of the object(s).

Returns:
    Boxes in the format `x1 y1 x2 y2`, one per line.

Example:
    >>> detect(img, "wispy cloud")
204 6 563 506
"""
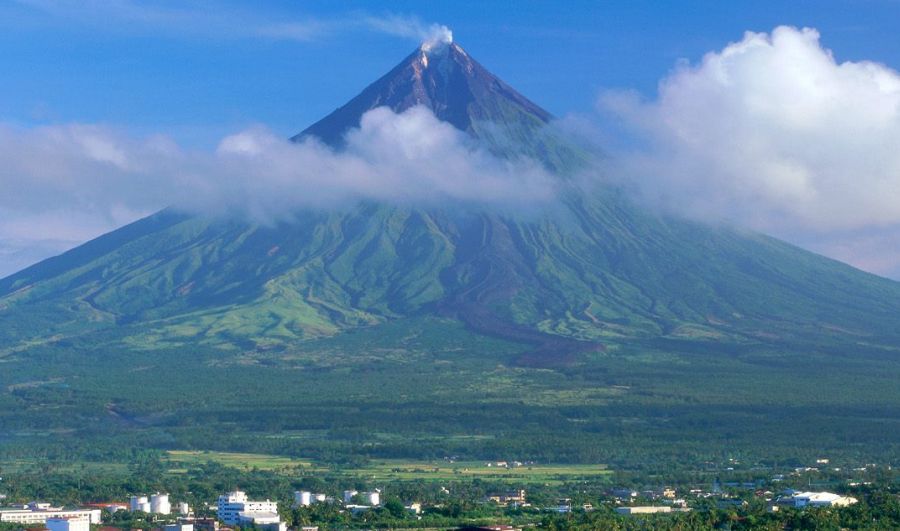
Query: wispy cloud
10 0 448 44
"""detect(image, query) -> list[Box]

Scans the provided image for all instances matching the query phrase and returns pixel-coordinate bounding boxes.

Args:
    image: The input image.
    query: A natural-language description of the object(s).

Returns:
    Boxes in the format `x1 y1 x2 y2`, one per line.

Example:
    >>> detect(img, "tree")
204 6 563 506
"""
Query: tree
383 497 406 519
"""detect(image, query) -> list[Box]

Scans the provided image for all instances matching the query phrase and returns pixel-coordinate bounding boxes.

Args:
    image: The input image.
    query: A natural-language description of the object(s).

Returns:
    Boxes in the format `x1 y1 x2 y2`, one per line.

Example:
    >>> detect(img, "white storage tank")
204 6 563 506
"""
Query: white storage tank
178 502 191 516
150 493 171 515
366 491 381 506
294 491 312 507
130 496 150 513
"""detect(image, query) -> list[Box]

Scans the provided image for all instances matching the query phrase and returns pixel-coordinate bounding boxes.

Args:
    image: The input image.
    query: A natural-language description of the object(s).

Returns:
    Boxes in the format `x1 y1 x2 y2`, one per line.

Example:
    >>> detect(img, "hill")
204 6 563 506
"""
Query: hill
1 40 899 467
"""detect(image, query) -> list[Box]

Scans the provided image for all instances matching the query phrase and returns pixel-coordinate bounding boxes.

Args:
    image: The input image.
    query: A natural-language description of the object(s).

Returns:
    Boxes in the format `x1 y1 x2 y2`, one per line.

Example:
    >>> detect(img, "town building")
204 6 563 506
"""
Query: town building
779 491 858 508
487 490 526 505
0 503 101 525
615 506 672 515
237 511 286 531
216 491 278 525
46 516 91 531
611 488 638 499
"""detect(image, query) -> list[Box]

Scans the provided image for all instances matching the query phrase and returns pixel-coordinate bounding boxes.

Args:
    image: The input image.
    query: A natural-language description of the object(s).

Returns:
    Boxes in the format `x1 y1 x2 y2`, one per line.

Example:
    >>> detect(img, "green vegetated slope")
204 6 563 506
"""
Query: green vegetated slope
2 185 899 353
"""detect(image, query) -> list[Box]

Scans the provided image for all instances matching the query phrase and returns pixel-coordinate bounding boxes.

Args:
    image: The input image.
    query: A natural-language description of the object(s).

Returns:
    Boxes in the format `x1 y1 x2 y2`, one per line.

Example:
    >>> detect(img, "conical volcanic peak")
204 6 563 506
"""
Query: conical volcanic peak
294 42 552 147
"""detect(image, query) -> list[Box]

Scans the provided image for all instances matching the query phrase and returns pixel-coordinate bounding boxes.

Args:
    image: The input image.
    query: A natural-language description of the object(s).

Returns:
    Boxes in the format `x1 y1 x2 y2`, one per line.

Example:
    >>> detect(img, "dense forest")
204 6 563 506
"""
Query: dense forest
1 315 899 470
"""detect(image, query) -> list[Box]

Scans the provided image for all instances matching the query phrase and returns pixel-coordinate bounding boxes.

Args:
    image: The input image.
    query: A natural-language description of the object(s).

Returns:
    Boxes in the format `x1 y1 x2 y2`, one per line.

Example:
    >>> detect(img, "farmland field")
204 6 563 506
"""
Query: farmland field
163 450 611 484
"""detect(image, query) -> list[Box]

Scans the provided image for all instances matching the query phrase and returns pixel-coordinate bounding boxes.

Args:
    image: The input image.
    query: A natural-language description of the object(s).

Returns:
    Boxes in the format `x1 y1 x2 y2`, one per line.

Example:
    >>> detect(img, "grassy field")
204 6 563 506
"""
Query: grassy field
1 458 130 475
163 451 610 484
165 450 318 472
340 459 611 484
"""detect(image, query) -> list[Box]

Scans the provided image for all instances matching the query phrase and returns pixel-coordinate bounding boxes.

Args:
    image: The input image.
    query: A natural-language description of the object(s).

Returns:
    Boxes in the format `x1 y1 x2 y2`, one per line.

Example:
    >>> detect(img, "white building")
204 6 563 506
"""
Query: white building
216 491 278 525
151 493 171 515
238 511 286 531
784 492 858 508
46 516 91 531
0 505 102 526
616 506 672 515
165 523 194 531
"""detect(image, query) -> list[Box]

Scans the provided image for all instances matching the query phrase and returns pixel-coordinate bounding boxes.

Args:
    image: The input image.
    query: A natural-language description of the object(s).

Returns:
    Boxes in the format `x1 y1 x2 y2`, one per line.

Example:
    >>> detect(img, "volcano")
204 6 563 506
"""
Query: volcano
2 40 899 362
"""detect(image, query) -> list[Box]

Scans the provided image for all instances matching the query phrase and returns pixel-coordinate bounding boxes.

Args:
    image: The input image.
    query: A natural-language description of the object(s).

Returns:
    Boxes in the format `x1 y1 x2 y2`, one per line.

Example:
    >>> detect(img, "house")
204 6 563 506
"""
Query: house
487 490 526 505
778 491 858 508
615 506 672 515
610 488 638 499
553 498 571 513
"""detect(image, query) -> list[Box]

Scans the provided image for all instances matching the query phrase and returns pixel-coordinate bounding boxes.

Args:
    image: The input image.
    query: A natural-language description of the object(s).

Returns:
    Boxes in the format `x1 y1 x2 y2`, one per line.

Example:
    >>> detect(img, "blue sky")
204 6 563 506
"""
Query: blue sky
2 0 899 146
4 0 900 279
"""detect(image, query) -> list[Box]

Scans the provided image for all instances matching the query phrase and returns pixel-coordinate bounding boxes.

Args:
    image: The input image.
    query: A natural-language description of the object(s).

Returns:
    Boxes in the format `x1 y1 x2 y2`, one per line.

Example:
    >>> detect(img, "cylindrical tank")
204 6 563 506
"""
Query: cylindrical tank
130 496 149 512
150 493 171 515
367 491 380 506
294 491 312 507
178 502 191 516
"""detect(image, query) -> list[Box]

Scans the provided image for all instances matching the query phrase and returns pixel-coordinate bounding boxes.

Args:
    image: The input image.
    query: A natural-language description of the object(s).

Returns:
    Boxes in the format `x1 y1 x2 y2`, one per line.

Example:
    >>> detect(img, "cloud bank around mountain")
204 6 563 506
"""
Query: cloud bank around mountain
599 25 900 278
0 106 555 277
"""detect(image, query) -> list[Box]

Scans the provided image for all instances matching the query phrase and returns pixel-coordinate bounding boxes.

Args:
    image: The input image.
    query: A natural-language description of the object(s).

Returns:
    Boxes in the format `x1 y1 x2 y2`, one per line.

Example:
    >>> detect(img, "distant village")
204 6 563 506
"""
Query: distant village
0 478 864 531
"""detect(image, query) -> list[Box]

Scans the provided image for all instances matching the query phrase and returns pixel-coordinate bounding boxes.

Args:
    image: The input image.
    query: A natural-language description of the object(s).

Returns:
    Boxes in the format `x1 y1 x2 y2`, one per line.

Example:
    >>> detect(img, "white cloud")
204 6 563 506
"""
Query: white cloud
600 25 900 278
361 14 452 50
0 106 556 277
10 1 451 46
